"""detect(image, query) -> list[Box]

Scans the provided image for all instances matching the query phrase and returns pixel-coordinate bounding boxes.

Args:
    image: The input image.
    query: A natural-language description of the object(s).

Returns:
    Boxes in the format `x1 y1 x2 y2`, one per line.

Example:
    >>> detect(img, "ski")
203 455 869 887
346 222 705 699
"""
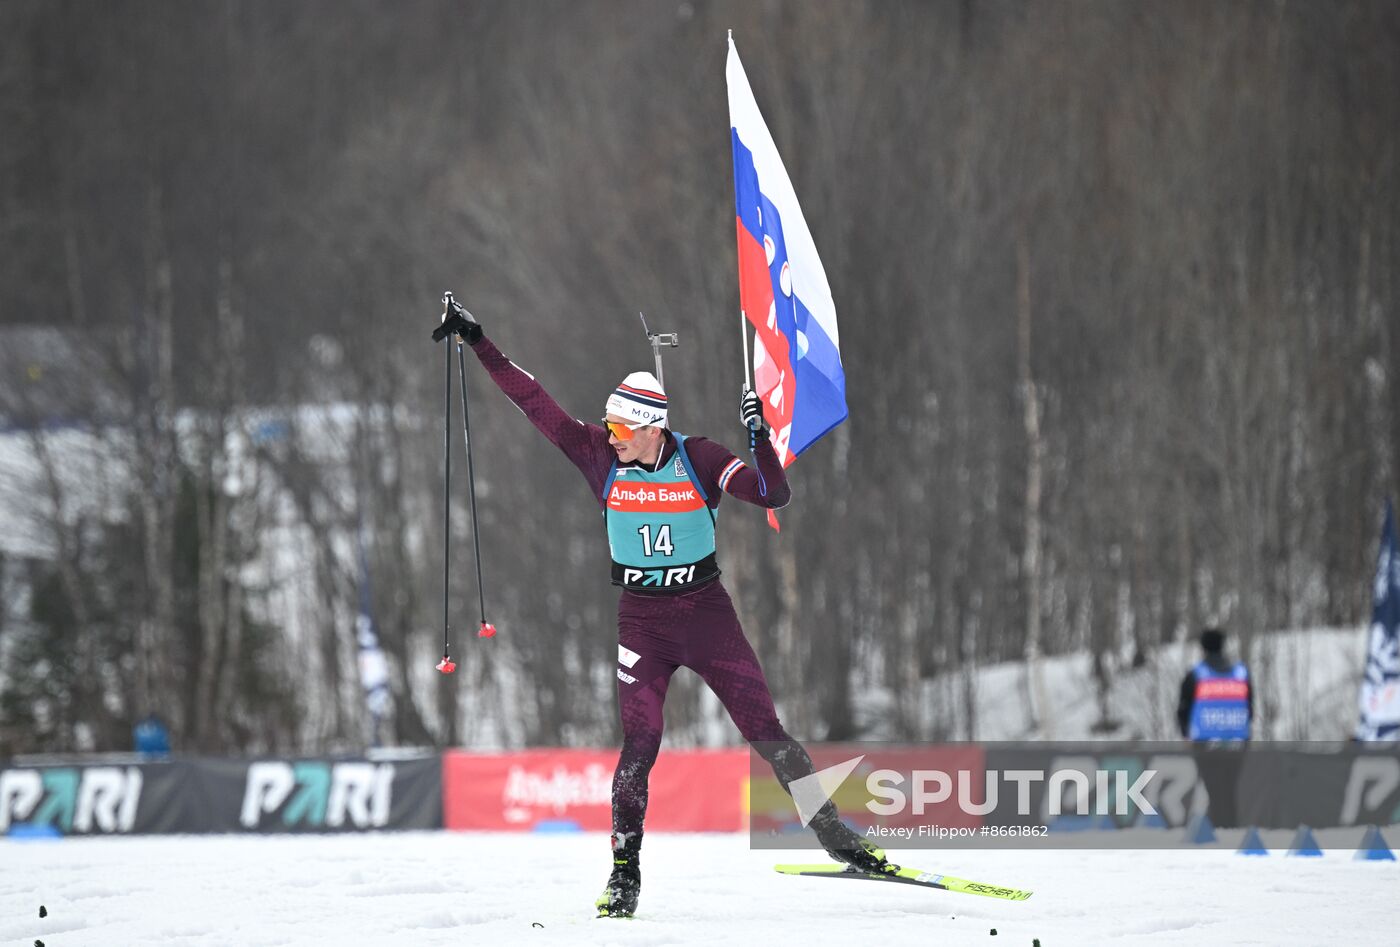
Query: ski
774 864 1033 901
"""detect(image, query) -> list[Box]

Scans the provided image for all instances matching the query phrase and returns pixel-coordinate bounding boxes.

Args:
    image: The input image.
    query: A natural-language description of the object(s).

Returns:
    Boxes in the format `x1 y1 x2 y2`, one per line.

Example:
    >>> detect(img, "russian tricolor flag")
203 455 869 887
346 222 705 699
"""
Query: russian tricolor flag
727 35 847 467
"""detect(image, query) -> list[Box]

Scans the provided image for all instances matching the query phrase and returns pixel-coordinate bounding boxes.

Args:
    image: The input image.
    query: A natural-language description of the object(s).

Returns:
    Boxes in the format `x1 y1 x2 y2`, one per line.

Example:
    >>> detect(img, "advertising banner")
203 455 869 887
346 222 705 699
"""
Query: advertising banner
1 755 441 835
443 749 747 832
0 759 189 836
214 755 442 833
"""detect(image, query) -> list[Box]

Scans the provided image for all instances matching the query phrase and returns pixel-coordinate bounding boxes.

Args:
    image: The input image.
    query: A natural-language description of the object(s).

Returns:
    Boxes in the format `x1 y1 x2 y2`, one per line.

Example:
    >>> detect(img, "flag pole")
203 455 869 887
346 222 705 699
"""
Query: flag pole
730 31 758 454
730 31 752 399
741 309 753 394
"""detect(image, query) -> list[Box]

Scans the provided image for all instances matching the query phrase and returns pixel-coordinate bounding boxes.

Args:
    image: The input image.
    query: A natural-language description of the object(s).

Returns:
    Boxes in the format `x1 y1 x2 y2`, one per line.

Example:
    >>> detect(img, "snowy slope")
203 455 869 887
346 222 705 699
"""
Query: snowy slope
853 628 1369 742
3 830 1395 946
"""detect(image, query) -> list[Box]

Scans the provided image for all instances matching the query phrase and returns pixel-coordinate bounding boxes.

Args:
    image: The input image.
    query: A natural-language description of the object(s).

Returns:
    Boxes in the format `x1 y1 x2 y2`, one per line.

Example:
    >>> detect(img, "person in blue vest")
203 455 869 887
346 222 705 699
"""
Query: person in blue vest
1176 628 1252 740
133 712 171 757
1176 627 1251 826
438 303 894 918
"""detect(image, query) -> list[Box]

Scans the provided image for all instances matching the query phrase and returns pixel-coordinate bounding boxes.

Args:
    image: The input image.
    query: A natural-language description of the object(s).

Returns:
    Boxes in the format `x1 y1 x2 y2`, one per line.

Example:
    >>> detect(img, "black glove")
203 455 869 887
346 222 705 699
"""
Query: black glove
740 388 767 432
431 291 482 344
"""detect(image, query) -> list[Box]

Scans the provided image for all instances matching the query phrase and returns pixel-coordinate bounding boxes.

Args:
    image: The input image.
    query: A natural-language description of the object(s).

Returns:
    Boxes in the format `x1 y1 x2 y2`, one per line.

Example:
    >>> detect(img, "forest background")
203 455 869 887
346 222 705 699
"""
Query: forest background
1 0 1397 755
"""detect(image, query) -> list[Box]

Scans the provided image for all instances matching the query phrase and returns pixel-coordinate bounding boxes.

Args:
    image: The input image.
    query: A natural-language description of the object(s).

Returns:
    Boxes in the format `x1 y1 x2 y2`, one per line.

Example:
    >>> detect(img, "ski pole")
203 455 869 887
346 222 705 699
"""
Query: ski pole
437 301 456 673
455 331 495 640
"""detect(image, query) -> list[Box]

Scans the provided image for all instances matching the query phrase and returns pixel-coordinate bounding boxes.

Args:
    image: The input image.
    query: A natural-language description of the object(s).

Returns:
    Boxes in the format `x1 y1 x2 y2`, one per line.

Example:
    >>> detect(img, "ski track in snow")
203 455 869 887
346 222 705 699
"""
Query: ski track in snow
1 831 1393 946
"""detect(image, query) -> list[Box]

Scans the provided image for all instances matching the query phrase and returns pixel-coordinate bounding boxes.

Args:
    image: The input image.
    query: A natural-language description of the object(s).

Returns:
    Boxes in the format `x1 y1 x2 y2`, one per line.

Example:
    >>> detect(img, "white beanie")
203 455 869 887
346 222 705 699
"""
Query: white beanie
604 371 668 428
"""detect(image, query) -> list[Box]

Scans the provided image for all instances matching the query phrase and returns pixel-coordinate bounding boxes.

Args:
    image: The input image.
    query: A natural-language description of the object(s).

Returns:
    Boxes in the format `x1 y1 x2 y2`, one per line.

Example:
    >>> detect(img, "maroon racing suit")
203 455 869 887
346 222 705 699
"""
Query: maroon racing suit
468 334 833 842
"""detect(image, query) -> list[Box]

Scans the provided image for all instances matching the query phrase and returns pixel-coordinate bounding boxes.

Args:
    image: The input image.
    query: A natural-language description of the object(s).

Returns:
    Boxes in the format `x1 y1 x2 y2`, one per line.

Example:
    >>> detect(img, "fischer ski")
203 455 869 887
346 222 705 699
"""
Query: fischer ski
774 864 1033 901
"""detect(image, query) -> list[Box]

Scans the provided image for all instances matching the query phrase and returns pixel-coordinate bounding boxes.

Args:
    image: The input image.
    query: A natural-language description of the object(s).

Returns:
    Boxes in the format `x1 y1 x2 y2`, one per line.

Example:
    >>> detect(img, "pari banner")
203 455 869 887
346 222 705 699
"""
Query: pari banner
0 755 442 836
748 742 1400 850
442 749 747 832
0 761 186 836
216 755 441 833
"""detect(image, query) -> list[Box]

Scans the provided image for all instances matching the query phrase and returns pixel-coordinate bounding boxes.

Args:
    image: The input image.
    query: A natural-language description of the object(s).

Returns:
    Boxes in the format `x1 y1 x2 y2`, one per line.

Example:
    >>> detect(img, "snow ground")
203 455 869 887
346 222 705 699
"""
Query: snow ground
2 831 1394 946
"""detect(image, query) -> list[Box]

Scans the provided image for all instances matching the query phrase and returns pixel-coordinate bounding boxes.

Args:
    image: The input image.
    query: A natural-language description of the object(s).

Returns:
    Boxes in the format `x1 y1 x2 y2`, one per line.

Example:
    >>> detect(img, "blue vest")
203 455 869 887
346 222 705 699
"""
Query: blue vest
134 717 170 755
601 434 719 591
1188 661 1251 741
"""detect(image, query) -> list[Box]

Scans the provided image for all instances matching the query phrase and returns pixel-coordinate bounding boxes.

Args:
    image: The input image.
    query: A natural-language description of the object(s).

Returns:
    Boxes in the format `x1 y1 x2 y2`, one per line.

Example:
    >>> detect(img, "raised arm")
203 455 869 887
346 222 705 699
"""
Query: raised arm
436 301 613 498
472 335 615 497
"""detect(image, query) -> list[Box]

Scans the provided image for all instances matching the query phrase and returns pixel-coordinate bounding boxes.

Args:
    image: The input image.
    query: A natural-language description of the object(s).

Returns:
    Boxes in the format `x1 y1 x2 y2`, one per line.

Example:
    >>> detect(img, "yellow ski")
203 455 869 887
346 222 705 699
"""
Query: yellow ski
774 864 1033 901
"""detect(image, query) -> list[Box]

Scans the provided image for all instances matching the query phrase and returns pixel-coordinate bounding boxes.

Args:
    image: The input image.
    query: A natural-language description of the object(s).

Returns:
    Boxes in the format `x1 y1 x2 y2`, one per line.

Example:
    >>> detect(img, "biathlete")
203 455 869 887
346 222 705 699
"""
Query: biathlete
438 301 891 918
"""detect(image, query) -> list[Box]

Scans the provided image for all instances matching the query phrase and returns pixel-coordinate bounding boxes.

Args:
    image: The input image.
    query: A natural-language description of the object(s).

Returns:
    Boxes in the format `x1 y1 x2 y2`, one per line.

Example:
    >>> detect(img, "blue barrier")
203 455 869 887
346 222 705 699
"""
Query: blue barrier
1287 825 1322 857
531 820 582 833
7 823 63 840
1354 825 1395 862
1184 814 1216 845
1236 826 1268 856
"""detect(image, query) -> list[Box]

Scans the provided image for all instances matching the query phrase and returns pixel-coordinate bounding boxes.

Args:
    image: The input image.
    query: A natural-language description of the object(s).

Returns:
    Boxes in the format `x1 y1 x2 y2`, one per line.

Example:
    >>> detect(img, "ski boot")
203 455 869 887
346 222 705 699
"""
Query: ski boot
814 813 898 874
595 831 641 918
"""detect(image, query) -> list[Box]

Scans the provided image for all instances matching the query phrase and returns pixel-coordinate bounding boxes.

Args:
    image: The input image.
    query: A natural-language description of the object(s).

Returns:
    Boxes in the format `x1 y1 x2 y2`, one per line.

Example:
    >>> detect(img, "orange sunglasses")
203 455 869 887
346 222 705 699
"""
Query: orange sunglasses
603 419 641 440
